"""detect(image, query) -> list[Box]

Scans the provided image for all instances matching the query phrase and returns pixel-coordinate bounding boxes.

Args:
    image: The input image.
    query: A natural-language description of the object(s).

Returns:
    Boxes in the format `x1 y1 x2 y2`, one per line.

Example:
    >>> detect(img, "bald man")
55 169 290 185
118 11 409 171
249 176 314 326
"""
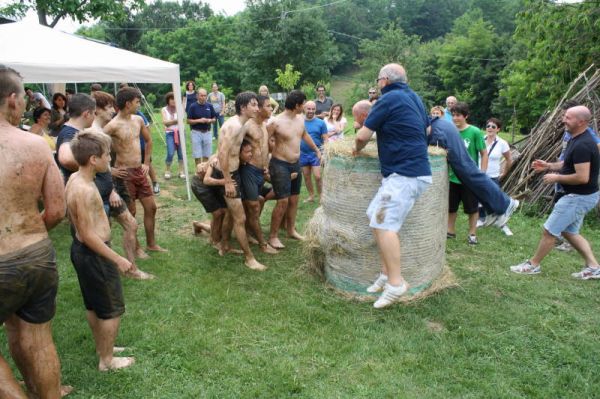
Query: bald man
352 63 432 308
511 106 600 279
300 101 328 202
188 88 216 164
444 96 457 121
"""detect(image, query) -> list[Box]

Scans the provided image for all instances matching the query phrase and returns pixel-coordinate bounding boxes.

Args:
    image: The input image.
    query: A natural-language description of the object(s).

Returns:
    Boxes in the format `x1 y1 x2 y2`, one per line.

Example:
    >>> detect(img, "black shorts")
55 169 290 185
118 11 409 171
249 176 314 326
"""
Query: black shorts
269 157 302 199
113 176 131 206
0 239 58 324
261 183 273 199
70 238 125 320
191 175 226 213
240 163 265 201
219 170 242 199
449 181 478 214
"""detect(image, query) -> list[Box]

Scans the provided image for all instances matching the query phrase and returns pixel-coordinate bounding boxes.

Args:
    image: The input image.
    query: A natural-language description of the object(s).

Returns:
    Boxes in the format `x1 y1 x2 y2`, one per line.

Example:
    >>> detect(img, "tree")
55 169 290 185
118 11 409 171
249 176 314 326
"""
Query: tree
499 0 600 129
0 0 143 28
275 64 302 91
436 9 508 126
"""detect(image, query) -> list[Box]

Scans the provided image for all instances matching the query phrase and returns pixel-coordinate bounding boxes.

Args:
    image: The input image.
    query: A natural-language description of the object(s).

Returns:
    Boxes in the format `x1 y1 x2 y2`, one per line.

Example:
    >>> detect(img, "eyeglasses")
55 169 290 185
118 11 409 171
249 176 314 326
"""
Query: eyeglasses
486 124 498 129
376 76 387 83
368 91 376 94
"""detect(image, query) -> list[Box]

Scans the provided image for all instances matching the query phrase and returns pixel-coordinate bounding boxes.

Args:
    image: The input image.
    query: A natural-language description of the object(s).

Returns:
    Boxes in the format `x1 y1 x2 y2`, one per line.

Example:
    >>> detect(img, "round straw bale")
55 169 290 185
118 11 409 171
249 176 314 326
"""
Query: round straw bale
305 138 454 301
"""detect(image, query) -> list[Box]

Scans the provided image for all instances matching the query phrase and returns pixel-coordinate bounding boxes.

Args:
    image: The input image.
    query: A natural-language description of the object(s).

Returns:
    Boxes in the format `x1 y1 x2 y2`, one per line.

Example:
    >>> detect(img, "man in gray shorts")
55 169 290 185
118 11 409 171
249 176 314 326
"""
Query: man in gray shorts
0 65 67 398
353 64 432 309
187 88 216 164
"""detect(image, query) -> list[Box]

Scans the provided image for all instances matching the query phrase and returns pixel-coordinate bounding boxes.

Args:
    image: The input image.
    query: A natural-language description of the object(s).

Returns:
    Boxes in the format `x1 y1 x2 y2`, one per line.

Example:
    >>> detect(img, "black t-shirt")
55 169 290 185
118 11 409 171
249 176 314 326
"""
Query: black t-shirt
560 131 599 195
55 124 113 203
56 125 79 184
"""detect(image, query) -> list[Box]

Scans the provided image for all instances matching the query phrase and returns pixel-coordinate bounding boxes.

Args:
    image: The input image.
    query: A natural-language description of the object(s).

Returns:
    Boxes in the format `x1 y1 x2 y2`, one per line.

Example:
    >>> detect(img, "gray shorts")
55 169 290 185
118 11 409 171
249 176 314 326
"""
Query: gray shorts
191 129 212 158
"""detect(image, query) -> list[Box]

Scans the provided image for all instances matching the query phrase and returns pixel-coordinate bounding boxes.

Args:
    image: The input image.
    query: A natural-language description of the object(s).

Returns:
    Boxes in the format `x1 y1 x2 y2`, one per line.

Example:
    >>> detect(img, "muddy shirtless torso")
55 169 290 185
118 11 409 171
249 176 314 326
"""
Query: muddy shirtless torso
103 114 145 169
0 125 65 255
268 112 313 163
243 118 270 170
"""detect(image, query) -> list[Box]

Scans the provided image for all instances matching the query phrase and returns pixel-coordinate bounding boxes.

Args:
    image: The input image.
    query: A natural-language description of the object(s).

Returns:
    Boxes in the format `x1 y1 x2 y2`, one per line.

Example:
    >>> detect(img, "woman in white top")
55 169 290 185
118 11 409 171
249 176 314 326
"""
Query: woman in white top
162 92 184 179
480 117 514 235
324 103 347 142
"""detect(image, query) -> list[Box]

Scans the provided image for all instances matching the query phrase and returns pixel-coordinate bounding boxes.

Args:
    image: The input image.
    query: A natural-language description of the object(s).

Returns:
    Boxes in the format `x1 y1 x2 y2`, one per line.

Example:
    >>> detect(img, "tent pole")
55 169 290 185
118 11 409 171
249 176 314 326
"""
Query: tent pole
172 79 191 201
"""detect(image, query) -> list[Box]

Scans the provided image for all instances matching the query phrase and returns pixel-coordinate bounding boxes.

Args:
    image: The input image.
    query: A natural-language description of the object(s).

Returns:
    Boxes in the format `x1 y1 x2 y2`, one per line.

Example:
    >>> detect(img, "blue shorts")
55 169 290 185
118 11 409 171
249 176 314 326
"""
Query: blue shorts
191 129 212 158
544 192 599 237
366 174 431 232
299 151 320 167
240 163 265 201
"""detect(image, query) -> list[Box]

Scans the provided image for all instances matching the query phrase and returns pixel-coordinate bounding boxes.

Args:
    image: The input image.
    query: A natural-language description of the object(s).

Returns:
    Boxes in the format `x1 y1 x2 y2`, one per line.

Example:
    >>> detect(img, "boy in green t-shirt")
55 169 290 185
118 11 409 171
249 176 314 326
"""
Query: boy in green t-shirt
447 102 488 244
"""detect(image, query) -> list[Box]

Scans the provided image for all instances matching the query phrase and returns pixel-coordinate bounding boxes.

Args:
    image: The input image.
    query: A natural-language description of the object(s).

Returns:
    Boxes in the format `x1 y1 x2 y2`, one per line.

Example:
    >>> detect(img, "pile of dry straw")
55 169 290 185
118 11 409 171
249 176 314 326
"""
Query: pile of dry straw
304 138 456 302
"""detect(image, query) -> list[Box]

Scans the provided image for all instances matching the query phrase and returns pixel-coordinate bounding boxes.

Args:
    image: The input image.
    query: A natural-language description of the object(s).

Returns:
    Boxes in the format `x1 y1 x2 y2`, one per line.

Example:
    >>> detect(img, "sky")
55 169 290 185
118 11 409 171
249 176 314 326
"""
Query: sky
0 0 248 33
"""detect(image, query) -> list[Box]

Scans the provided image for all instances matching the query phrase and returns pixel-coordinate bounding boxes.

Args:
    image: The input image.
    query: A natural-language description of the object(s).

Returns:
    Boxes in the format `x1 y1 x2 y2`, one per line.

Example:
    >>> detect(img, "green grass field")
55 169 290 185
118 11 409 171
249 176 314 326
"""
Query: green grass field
2 117 599 398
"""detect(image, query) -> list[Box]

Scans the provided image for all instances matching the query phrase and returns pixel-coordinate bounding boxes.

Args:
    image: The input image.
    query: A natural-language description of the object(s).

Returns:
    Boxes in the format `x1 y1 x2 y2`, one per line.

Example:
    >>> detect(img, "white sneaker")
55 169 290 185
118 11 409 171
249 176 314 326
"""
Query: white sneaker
373 282 408 309
494 198 519 227
476 219 485 228
366 273 388 293
501 225 513 236
555 241 572 252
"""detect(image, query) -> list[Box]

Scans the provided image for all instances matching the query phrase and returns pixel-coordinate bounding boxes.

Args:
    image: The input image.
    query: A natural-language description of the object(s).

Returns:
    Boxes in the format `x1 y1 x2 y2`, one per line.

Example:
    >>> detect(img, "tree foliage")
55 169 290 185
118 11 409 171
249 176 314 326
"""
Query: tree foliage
499 0 600 128
275 65 302 91
0 0 143 27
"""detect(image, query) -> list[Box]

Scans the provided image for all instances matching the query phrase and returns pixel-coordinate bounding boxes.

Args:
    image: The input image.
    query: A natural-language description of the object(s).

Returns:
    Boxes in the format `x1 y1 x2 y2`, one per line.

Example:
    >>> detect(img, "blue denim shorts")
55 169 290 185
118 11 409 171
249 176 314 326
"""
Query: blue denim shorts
544 192 599 237
366 174 431 232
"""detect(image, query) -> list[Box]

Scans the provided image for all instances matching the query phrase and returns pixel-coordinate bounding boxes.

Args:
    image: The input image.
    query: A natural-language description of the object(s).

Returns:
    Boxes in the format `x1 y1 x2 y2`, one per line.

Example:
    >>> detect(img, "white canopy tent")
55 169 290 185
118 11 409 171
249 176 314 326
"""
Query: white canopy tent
0 21 192 200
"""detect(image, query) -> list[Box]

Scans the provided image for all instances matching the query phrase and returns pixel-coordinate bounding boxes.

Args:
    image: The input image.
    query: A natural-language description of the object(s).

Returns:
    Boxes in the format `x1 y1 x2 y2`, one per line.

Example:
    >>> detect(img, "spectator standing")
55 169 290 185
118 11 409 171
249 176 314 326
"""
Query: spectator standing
368 87 378 103
314 84 333 119
444 96 457 121
183 81 196 115
301 101 328 202
29 107 56 151
161 92 184 179
324 103 347 142
49 92 68 137
447 102 488 245
259 85 280 114
208 82 225 139
188 88 216 164
478 118 513 235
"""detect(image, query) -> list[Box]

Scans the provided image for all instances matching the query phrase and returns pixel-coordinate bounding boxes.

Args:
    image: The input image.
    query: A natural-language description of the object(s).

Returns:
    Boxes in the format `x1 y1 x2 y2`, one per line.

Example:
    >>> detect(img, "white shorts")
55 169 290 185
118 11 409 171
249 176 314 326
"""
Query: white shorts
366 174 431 232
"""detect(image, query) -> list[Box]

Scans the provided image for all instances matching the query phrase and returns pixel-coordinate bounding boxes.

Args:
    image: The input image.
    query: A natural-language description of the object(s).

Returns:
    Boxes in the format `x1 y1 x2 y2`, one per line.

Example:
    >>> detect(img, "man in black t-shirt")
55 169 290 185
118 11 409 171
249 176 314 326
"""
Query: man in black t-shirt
511 106 600 279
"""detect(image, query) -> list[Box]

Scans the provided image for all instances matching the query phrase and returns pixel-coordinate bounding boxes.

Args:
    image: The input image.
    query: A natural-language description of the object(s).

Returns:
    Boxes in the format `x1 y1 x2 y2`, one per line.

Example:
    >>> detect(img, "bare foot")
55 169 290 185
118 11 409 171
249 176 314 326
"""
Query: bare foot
247 235 259 245
268 237 285 249
288 231 305 241
218 246 244 256
245 258 267 271
125 270 156 280
260 243 278 254
192 221 210 236
303 197 314 203
61 385 74 397
99 356 135 371
136 248 150 259
146 245 168 252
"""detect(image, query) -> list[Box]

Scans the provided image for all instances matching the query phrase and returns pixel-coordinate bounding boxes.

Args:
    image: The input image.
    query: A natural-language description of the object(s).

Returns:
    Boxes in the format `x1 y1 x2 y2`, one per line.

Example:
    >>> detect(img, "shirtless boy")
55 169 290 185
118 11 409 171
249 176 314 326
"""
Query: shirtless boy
104 87 166 252
239 95 278 253
66 130 135 371
267 90 321 249
91 90 154 280
217 92 266 270
0 66 66 399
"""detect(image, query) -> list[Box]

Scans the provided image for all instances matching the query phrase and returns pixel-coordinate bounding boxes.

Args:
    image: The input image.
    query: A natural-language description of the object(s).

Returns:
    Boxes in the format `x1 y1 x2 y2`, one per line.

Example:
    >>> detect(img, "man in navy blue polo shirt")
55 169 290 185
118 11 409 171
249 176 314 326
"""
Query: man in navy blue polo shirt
352 63 431 309
187 88 216 164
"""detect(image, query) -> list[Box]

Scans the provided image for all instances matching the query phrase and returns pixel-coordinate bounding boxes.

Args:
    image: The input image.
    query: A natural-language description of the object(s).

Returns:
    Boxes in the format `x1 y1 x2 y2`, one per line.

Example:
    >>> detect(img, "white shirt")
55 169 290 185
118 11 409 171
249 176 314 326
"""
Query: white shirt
483 136 510 178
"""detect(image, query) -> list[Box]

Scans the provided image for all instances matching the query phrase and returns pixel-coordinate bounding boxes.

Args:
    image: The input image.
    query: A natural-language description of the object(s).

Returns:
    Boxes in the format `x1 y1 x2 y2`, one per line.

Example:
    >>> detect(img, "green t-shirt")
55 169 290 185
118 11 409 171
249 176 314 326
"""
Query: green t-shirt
448 124 486 184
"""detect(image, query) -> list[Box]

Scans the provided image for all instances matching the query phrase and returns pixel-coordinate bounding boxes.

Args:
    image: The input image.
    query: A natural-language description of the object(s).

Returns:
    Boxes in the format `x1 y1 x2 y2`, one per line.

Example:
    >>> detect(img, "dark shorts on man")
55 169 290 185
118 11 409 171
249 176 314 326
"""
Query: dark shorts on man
70 237 125 320
0 238 58 324
449 181 478 214
124 166 153 201
240 163 265 201
269 157 302 199
261 183 273 199
191 175 227 213
108 177 130 218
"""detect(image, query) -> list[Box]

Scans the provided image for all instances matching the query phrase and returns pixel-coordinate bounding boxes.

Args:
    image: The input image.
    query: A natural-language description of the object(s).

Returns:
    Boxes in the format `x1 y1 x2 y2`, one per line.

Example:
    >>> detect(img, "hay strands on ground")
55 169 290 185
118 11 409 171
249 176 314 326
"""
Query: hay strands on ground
502 65 600 214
